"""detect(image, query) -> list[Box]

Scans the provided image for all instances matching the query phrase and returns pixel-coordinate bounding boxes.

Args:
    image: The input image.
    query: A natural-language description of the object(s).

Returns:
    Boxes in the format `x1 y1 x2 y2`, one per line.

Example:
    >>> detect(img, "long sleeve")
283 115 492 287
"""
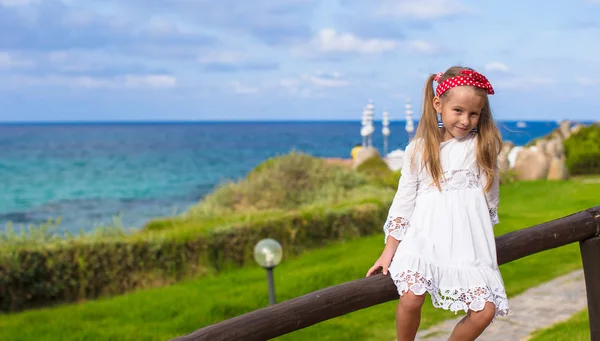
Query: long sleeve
383 141 419 243
482 167 500 226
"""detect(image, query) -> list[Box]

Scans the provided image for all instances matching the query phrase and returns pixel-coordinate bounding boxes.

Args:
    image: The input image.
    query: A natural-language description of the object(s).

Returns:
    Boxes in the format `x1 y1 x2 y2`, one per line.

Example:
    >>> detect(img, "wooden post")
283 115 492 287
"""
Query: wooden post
580 236 600 341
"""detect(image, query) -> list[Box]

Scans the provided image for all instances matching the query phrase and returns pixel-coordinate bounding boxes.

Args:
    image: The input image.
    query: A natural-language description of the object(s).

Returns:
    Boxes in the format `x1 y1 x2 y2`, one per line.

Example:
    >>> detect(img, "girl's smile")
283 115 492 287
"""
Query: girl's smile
434 86 486 141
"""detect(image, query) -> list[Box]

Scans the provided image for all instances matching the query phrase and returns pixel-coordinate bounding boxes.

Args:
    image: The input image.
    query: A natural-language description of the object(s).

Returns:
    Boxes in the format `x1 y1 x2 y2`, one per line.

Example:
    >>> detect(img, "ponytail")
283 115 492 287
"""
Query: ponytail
413 73 444 190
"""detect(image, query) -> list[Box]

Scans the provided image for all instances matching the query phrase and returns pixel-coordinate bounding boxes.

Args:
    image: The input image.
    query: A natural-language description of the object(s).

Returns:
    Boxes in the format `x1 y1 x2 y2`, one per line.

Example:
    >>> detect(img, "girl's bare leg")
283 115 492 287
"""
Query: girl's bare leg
396 291 426 341
448 302 496 341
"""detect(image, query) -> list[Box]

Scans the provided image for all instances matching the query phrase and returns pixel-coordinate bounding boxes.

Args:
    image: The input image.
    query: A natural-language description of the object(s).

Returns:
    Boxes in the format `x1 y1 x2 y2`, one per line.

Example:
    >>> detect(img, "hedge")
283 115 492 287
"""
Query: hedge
0 201 390 312
564 123 600 175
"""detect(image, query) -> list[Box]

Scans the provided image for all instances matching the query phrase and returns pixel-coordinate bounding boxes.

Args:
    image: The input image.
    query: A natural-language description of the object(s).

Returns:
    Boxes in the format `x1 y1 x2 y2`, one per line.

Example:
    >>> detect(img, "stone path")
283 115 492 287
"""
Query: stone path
410 269 587 341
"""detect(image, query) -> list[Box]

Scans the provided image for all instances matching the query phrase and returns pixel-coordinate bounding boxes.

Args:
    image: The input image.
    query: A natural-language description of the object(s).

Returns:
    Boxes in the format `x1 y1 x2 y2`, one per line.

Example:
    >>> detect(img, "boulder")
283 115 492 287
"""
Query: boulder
535 139 548 154
498 153 510 172
353 147 382 169
547 156 569 180
559 120 572 139
498 141 514 172
571 124 585 135
514 147 550 181
544 137 565 159
385 149 405 171
501 141 514 155
507 146 523 168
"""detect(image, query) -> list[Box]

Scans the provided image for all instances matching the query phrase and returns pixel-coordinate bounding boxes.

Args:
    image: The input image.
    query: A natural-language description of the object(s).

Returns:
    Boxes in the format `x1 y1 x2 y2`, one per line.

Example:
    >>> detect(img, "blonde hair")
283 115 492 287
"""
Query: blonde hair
411 66 502 192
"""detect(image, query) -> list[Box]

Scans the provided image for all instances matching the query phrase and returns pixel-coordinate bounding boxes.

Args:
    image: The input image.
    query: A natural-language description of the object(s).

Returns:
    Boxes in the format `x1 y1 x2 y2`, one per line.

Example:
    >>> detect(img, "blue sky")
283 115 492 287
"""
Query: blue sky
0 0 599 122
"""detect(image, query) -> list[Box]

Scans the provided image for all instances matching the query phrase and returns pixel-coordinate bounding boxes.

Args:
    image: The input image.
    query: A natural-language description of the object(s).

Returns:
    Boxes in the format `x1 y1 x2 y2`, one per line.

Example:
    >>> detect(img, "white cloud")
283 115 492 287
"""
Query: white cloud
144 17 182 36
304 71 349 87
123 75 176 88
229 81 259 94
48 51 69 63
280 78 300 88
12 74 177 89
0 0 39 6
61 11 96 27
304 76 347 87
198 51 247 64
196 50 277 72
294 28 398 56
484 62 510 73
0 52 33 69
496 76 555 91
407 40 439 54
280 71 349 98
375 0 468 20
284 72 349 88
577 77 599 86
278 80 318 98
42 50 143 74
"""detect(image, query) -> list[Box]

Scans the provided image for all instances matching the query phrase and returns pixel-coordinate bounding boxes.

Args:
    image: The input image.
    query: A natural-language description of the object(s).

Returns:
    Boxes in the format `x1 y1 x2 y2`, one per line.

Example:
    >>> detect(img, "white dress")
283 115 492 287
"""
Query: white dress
384 132 510 317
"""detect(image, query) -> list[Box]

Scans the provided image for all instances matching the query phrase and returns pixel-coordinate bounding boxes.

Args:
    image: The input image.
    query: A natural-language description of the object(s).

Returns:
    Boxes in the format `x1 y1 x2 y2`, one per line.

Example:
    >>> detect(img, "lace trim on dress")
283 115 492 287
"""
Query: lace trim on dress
489 206 499 225
417 169 481 196
393 269 510 318
383 216 410 243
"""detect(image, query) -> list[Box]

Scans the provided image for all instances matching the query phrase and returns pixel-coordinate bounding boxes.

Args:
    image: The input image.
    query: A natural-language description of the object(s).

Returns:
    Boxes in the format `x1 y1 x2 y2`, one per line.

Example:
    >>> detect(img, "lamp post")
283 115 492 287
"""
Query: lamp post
382 110 390 157
253 238 283 305
405 100 414 141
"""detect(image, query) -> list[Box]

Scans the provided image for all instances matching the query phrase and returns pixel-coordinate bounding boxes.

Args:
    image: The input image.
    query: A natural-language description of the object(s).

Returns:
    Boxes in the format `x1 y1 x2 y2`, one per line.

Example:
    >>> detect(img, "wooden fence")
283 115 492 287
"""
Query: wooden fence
172 205 600 341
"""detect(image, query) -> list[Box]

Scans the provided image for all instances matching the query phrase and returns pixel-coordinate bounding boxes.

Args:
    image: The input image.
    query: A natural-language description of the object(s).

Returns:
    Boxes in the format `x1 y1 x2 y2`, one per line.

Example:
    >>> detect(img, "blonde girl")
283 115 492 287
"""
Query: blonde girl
367 66 509 341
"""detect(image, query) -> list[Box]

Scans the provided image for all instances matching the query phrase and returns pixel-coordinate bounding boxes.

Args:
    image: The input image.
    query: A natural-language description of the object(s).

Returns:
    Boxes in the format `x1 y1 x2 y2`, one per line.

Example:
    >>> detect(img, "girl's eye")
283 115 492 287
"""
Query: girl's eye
454 108 461 113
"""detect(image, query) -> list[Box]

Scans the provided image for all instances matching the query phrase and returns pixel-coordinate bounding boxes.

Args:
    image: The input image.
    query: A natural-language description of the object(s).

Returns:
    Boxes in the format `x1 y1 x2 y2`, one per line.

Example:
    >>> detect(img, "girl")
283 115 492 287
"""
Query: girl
366 66 510 341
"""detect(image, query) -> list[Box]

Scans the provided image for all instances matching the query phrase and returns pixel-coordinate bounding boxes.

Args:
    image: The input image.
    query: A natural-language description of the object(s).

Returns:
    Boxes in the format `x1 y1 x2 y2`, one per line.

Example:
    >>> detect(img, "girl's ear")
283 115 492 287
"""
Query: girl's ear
432 96 442 114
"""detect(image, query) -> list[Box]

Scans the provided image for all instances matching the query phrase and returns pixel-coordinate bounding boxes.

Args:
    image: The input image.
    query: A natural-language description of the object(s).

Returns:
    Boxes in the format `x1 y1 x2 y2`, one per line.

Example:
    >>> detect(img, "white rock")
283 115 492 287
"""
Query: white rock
385 149 405 171
507 146 523 168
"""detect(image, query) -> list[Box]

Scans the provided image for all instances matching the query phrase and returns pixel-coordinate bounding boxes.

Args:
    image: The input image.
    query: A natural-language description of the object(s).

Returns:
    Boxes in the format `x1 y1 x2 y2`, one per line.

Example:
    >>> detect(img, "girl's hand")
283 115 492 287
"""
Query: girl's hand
366 246 396 277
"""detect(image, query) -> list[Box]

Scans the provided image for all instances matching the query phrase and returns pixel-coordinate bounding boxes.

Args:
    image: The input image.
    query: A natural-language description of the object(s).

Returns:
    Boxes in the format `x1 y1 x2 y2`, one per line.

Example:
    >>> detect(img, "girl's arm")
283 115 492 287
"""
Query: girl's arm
383 141 419 244
484 167 500 226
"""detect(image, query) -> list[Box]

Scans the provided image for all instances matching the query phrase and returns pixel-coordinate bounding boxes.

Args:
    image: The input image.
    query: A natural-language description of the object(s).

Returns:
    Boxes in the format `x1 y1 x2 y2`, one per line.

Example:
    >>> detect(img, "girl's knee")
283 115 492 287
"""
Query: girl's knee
468 302 495 326
399 291 426 312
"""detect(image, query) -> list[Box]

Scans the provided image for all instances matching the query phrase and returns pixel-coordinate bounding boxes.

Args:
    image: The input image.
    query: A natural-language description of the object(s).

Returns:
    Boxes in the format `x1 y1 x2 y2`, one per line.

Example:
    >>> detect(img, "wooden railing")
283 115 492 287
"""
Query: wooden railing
172 206 600 341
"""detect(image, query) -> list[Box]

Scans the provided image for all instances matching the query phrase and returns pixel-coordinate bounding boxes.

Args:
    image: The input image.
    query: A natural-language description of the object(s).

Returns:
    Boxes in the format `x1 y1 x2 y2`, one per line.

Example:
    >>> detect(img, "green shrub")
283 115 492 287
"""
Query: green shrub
0 201 390 312
355 156 401 189
499 169 518 184
187 152 369 217
564 124 600 175
0 238 205 312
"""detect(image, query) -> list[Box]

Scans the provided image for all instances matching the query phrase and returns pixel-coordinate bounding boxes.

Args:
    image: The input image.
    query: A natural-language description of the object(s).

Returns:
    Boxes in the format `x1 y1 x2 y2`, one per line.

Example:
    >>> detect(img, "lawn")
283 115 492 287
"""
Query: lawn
0 179 598 341
529 309 590 341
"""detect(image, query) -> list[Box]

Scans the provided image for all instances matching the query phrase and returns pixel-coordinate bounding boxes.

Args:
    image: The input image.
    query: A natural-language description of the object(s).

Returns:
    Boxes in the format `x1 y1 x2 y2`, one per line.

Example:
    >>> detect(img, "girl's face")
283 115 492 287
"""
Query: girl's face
433 86 485 142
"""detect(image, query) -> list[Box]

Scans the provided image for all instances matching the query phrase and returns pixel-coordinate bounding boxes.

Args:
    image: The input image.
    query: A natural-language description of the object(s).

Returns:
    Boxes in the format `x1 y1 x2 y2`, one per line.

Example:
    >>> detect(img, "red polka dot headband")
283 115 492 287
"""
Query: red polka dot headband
434 69 495 97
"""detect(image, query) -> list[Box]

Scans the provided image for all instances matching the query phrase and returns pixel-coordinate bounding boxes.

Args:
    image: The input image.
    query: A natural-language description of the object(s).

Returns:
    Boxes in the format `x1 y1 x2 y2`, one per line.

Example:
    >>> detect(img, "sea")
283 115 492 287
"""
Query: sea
0 120 560 234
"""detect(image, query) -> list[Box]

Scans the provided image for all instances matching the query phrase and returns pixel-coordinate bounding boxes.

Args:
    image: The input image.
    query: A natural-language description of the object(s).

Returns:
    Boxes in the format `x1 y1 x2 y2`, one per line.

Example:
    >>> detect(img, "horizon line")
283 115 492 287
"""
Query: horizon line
0 118 586 125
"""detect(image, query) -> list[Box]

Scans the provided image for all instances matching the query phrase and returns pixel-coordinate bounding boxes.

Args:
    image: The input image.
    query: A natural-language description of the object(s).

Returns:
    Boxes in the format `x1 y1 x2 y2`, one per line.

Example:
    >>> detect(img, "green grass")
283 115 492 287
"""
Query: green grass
136 185 394 242
528 309 590 341
0 179 598 341
0 215 133 253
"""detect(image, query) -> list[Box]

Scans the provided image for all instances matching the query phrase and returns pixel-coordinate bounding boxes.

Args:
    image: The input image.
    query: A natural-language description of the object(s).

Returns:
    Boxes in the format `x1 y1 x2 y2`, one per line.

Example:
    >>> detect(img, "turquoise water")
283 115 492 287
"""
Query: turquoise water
0 121 559 234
